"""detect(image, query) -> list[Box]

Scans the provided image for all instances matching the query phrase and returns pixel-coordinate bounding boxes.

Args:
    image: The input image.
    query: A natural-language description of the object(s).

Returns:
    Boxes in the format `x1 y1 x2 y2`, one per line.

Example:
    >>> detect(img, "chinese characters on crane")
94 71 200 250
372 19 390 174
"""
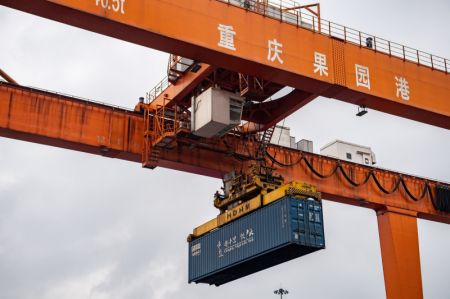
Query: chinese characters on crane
218 24 237 51
218 24 286 64
354 64 411 100
217 24 412 102
395 76 410 100
355 64 371 90
267 39 284 64
313 52 329 77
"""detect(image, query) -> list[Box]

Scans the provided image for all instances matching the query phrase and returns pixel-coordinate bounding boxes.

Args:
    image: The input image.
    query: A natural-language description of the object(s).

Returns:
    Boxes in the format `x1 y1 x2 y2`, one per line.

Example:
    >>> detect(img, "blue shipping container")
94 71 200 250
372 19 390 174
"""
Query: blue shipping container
188 197 325 286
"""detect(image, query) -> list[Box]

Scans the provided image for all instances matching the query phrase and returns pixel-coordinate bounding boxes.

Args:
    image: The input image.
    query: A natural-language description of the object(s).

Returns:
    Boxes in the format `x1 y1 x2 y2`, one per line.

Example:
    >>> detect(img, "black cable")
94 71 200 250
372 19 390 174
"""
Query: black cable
370 172 401 194
266 151 303 168
434 185 450 212
400 178 429 202
338 164 372 187
302 155 339 179
264 148 445 207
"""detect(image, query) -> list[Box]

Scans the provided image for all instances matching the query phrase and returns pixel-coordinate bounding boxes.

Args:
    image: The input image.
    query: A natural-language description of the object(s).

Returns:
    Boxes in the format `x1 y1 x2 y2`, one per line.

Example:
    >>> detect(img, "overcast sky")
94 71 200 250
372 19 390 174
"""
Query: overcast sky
0 0 449 298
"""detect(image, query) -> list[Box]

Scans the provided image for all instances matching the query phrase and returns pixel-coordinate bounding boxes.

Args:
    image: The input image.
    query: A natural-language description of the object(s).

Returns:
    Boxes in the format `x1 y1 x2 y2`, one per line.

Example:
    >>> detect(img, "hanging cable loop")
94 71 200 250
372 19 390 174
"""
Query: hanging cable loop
400 178 429 202
263 149 438 204
338 164 372 187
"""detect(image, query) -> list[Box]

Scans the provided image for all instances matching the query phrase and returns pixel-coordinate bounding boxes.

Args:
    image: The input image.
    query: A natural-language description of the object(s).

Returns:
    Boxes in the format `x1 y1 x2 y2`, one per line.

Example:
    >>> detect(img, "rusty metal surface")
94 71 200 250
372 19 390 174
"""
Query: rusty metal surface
0 81 143 161
1 81 448 224
0 0 449 129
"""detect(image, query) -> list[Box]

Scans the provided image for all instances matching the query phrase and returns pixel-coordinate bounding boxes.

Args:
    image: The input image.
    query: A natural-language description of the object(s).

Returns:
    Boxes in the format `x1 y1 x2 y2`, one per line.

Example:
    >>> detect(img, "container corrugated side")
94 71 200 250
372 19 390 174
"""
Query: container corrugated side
188 197 325 286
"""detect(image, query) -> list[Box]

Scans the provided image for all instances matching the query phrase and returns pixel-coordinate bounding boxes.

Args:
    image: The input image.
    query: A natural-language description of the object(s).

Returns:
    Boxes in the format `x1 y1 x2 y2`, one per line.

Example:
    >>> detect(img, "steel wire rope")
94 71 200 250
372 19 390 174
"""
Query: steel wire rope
239 128 256 160
222 137 253 162
276 118 286 145
267 117 287 166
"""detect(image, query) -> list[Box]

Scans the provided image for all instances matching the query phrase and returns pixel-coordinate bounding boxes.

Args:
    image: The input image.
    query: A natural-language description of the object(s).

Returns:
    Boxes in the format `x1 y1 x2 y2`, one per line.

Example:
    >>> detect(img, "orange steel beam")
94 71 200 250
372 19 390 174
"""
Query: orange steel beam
1 81 448 225
1 0 449 129
149 63 215 108
0 82 144 163
377 208 423 298
242 89 318 128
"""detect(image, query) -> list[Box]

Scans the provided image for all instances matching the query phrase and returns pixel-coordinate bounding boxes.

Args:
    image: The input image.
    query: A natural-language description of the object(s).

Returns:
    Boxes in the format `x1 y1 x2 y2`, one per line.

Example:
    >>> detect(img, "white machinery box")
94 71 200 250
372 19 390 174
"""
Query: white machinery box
192 87 243 138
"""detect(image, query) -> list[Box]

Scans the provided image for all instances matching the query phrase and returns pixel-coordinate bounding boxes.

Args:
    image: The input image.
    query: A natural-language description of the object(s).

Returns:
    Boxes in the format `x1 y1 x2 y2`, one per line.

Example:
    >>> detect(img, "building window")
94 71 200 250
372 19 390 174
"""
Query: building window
346 153 352 160
365 158 370 165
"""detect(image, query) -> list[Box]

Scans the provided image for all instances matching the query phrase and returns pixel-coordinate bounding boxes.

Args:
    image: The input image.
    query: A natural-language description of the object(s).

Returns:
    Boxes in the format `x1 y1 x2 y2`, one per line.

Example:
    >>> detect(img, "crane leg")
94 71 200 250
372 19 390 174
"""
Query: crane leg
377 208 423 299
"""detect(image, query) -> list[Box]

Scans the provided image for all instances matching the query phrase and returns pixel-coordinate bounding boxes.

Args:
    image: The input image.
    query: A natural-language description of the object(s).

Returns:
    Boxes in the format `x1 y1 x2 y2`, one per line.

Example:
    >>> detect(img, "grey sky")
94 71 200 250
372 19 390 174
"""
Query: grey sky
0 0 449 298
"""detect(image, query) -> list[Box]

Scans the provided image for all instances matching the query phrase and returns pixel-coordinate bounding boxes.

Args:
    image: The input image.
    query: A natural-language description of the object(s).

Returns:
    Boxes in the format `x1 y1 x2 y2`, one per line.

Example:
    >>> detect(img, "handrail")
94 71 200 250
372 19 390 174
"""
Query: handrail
0 80 134 112
220 0 449 73
146 76 170 104
145 0 448 105
146 55 196 104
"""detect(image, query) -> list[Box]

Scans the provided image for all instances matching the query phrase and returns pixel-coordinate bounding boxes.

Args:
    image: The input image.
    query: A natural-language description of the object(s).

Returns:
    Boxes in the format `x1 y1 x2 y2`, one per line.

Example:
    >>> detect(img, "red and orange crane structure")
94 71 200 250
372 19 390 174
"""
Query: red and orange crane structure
0 1 449 298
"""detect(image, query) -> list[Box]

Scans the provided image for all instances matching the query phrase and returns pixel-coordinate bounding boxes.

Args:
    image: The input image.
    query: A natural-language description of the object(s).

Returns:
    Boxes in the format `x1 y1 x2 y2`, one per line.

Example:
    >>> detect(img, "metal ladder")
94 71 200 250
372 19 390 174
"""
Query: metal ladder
142 108 158 169
256 126 275 161
142 102 181 169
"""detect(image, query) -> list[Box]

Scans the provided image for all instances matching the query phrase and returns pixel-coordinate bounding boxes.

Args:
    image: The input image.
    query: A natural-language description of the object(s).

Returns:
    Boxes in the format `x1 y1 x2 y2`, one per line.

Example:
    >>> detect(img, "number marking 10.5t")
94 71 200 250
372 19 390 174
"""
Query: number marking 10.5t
95 0 125 14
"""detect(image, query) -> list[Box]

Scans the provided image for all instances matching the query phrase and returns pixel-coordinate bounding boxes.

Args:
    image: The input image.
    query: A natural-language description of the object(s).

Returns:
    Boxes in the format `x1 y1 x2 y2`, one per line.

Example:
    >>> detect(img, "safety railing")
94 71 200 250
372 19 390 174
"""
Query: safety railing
146 76 170 104
0 80 134 112
145 0 448 104
220 0 449 73
145 55 196 105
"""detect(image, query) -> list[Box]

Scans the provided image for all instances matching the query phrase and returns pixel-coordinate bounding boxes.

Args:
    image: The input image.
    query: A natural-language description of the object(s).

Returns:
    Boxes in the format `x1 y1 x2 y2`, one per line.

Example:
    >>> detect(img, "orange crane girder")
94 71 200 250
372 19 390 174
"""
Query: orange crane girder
146 63 215 109
377 208 423 298
1 0 449 129
1 81 448 224
0 82 144 162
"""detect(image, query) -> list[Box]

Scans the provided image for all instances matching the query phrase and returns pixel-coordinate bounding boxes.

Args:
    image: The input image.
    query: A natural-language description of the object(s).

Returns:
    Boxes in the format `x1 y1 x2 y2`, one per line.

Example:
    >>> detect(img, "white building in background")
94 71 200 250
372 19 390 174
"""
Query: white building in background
270 126 293 148
320 140 377 166
270 126 313 153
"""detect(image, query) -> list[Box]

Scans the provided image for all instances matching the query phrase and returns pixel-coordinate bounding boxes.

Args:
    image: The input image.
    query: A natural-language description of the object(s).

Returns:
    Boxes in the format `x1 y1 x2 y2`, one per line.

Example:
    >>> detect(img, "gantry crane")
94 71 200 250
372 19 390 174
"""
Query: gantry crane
0 0 449 298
